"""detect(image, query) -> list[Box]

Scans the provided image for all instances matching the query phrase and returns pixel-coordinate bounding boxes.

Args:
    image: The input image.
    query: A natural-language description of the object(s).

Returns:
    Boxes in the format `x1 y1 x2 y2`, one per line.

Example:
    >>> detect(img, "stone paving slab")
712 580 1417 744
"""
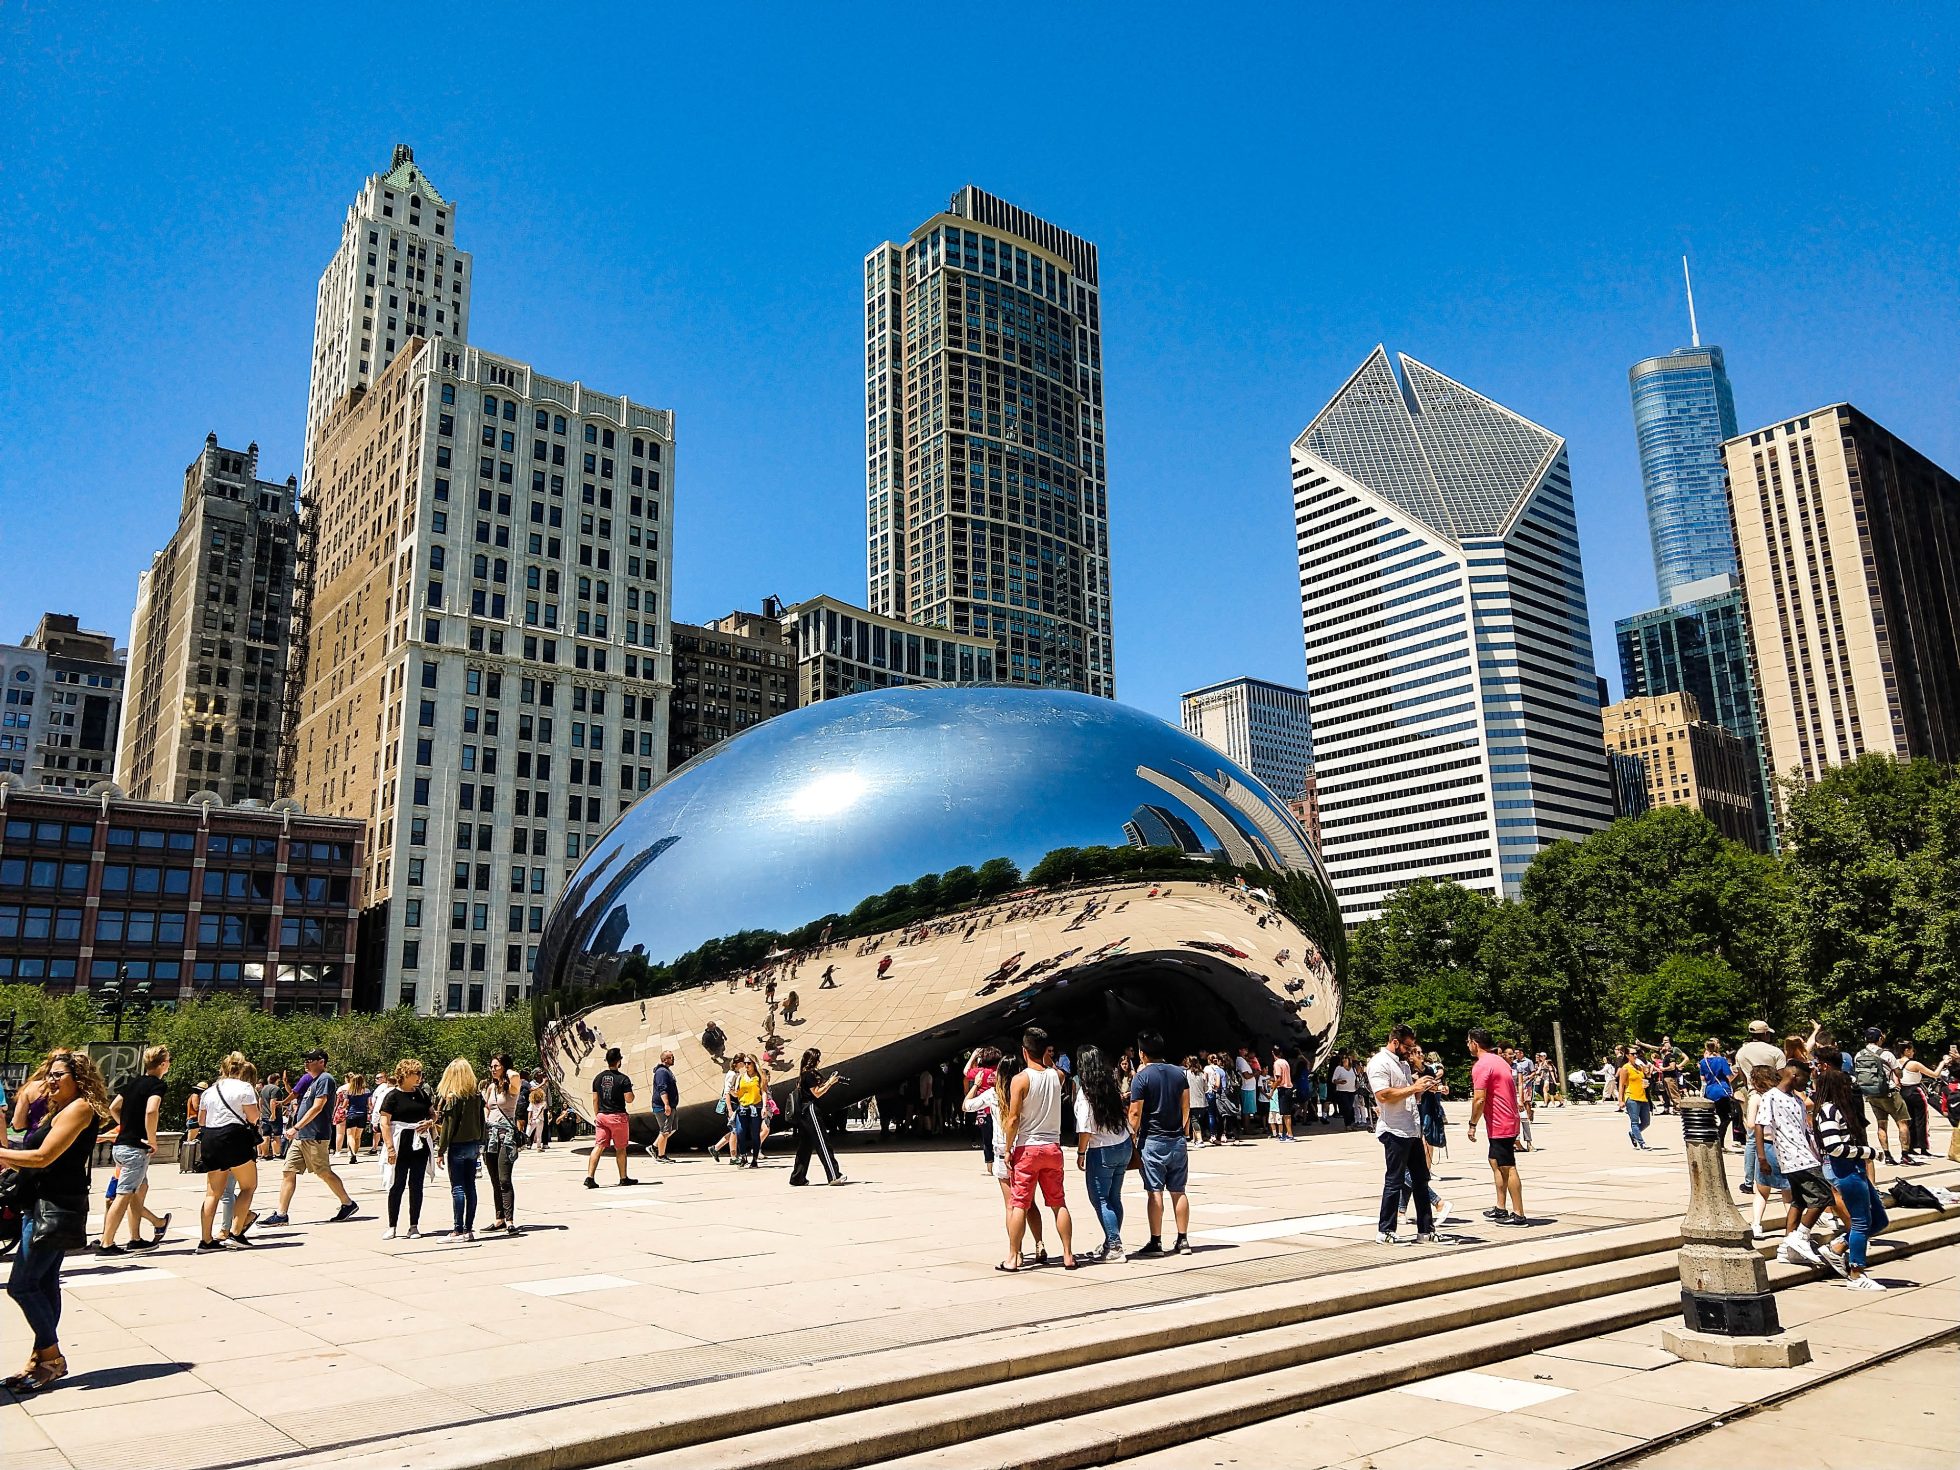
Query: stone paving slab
4 1101 1956 1469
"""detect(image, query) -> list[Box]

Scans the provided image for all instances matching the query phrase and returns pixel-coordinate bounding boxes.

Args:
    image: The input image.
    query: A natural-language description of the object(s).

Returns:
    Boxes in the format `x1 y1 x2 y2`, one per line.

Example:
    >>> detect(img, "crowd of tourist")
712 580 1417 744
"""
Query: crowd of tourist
1 1011 1955 1399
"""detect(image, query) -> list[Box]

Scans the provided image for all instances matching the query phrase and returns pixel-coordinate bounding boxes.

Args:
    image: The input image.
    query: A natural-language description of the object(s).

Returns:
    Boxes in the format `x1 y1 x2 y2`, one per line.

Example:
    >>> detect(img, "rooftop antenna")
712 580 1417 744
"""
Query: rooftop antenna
1682 254 1701 349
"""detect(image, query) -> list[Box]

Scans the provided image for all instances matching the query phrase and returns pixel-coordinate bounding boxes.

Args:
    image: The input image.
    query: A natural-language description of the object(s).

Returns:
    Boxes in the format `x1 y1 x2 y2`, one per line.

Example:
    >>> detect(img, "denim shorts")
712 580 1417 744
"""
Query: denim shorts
112 1142 152 1194
1744 1139 1787 1191
1139 1133 1189 1194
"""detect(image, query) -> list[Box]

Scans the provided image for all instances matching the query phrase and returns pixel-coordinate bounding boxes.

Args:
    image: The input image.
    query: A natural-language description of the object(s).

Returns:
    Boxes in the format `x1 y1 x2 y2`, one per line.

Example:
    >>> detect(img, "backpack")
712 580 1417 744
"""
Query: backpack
1853 1047 1894 1098
1889 1179 1939 1210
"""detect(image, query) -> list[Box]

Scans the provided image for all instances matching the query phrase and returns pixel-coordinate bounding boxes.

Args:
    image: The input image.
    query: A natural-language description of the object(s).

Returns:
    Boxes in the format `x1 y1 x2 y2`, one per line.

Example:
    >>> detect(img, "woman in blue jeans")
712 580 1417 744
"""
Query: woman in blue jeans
434 1058 487 1241
1 1050 110 1395
1814 1062 1887 1290
1071 1046 1132 1263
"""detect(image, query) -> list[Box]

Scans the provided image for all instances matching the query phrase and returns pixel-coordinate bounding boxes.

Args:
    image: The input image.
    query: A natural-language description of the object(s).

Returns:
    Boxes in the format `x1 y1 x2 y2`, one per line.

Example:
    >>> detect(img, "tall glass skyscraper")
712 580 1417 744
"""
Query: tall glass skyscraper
865 188 1113 696
1629 345 1739 601
1615 580 1772 850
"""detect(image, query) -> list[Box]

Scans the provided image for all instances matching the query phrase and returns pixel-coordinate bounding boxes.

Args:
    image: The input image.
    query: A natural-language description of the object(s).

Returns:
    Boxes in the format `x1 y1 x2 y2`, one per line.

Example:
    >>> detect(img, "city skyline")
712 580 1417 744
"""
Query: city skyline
1 9 1955 729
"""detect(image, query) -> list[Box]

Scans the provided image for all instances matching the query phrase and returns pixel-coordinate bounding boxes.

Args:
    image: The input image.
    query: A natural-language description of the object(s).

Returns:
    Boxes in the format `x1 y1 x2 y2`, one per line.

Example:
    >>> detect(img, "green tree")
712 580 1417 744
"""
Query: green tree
1613 953 1756 1043
975 857 1021 897
1781 755 1960 1039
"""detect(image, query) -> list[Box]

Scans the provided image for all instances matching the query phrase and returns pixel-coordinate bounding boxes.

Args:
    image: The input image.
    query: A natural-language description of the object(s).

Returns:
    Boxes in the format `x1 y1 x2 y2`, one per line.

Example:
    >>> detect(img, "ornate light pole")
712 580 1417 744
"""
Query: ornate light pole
1663 1094 1811 1367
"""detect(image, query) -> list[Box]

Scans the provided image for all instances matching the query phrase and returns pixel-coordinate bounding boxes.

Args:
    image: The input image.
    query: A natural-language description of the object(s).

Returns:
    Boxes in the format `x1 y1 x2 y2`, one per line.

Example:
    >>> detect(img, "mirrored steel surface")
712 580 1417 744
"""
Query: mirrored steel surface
535 688 1344 1142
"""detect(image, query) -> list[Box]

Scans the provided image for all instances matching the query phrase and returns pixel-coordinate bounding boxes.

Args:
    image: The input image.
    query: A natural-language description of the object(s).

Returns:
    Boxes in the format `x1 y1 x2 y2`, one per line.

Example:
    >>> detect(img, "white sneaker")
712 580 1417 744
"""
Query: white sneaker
382 1226 397 1240
1787 1232 1824 1267
1435 1199 1454 1224
1376 1231 1410 1245
1848 1273 1887 1292
1821 1244 1850 1277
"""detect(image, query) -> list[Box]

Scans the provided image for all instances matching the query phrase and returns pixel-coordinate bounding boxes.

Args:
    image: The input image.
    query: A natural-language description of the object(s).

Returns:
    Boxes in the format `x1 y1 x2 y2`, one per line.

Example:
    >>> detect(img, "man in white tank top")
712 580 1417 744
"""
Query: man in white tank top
999 1026 1075 1270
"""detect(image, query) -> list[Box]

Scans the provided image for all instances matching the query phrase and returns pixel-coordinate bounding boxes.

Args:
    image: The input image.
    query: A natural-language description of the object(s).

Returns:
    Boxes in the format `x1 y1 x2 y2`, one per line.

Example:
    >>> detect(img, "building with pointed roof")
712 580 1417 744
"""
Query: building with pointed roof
1292 348 1614 922
302 145 472 496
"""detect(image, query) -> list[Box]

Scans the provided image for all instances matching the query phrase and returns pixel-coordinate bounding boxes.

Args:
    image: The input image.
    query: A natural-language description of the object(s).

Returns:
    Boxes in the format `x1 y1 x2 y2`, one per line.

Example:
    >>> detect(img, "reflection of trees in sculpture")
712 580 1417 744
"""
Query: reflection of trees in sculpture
550 840 1341 1026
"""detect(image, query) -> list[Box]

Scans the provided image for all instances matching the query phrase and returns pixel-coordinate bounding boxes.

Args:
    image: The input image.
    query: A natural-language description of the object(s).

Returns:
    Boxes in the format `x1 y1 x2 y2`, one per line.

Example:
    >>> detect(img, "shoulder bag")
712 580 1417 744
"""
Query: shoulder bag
198 1083 260 1173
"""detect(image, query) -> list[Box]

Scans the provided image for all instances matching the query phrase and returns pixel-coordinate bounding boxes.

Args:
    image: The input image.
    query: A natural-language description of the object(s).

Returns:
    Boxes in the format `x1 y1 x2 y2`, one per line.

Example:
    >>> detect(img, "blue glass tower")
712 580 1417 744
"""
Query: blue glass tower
1628 345 1739 601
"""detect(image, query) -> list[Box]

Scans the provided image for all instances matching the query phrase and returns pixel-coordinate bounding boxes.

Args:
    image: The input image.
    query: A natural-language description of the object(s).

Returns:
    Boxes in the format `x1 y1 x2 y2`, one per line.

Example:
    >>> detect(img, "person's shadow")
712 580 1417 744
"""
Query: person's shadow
56 1361 193 1394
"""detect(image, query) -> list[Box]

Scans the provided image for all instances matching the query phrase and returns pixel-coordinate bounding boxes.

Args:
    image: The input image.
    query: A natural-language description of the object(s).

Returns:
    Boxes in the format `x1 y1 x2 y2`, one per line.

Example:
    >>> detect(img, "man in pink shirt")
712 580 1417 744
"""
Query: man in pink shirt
1270 1046 1296 1141
1466 1028 1527 1226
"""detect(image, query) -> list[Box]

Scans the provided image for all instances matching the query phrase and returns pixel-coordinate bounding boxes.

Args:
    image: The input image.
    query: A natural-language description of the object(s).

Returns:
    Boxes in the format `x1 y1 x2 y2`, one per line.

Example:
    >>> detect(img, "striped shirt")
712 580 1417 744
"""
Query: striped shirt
1815 1100 1876 1162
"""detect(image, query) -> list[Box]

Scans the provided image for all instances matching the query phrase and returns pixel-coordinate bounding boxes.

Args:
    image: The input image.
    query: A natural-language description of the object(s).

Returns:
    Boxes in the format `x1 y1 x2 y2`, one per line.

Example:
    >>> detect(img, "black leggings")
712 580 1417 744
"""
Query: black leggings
388 1146 429 1228
485 1145 517 1221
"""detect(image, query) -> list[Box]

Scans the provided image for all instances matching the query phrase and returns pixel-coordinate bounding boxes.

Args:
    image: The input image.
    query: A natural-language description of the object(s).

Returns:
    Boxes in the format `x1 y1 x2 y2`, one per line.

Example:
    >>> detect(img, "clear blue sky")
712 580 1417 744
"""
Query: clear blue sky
2 6 1953 723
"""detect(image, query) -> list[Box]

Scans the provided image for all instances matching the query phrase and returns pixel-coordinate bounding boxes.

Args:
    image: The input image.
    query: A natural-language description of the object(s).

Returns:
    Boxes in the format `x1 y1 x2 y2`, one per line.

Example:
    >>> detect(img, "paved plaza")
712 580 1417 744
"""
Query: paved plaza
4 1101 1956 1470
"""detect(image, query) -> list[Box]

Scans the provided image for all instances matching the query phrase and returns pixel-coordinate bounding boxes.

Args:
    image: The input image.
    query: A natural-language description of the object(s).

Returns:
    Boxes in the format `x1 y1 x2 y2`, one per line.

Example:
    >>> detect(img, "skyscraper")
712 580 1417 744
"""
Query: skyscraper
865 187 1113 695
1629 267 1739 601
302 145 472 495
1179 676 1314 803
1292 348 1613 922
1603 692 1760 848
117 436 299 804
1723 405 1959 795
292 338 675 1016
1615 575 1773 848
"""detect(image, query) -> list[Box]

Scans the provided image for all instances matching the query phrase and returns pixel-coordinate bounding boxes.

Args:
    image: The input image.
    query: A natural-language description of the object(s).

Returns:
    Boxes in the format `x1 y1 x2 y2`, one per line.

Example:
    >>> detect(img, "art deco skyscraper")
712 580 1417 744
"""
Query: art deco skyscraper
302 145 472 494
118 436 298 804
865 187 1113 695
1293 349 1614 922
1723 405 1959 792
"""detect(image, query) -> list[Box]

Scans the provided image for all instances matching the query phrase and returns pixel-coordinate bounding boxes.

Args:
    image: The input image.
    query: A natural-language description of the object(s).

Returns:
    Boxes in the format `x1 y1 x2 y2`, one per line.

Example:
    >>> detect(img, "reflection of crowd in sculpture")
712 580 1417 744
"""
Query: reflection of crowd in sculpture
542 877 1338 1110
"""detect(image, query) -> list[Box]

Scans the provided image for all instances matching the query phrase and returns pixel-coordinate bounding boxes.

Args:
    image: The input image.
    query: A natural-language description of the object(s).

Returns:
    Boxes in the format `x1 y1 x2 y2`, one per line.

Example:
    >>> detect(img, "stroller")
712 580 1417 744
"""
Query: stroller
1566 1068 1600 1104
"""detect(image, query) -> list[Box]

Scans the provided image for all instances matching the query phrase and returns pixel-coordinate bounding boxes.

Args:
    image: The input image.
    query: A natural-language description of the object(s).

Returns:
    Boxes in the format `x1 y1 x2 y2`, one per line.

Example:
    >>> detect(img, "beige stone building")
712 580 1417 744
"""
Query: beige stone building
1722 406 1959 802
117 437 299 804
1602 692 1761 848
668 606 797 769
292 338 674 1014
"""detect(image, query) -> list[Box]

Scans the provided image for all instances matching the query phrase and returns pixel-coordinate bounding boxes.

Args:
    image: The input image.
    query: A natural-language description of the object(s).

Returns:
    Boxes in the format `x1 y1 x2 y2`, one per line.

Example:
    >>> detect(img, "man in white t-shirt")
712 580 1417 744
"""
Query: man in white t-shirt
1366 1026 1446 1245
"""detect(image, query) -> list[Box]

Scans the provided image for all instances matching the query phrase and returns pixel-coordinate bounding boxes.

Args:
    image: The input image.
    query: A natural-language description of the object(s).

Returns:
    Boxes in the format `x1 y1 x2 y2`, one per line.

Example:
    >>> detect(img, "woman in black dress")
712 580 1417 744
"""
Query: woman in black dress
378 1059 436 1239
787 1049 847 1186
1 1049 111 1394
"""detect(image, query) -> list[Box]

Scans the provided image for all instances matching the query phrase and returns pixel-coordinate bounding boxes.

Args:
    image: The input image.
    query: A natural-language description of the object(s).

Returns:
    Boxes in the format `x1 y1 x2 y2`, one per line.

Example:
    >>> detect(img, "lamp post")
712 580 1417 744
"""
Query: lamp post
1662 1094 1810 1367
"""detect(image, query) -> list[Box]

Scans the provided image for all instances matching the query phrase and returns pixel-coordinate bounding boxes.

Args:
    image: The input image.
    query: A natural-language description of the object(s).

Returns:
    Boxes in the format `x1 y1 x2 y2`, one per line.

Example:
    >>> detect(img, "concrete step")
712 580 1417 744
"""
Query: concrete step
873 1215 1960 1470
291 1190 1960 1470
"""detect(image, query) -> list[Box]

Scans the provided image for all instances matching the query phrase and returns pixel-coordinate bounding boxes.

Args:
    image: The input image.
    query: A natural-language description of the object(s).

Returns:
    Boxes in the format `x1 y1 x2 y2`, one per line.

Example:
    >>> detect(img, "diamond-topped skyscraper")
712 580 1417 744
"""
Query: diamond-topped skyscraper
1292 348 1613 921
865 187 1113 695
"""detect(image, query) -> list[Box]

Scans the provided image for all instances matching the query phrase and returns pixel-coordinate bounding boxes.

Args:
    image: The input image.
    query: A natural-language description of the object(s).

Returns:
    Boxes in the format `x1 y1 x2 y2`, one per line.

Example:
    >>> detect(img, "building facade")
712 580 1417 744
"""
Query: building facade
291 338 674 1015
1179 676 1314 803
303 145 471 496
1629 345 1740 602
1292 347 1614 923
1616 574 1773 849
0 617 125 791
118 436 299 805
1724 405 1960 794
668 608 796 769
1603 692 1759 847
786 594 998 707
0 785 362 1013
1607 750 1651 820
866 186 1113 696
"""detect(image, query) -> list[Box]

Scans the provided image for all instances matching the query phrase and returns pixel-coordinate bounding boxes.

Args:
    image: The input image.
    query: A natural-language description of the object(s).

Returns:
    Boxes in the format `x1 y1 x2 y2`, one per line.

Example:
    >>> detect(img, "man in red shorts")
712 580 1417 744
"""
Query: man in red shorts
583 1047 639 1189
997 1026 1075 1270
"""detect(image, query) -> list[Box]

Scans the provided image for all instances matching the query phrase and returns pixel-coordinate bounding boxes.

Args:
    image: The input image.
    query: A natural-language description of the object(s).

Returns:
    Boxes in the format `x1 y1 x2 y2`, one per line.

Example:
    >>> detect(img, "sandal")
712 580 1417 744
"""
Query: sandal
4 1351 67 1395
1034 1246 1050 1267
994 1257 1023 1273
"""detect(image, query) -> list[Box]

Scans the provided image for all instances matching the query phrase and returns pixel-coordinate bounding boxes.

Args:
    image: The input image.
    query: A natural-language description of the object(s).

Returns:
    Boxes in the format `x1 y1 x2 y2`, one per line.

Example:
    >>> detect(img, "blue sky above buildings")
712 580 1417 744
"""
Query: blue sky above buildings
1 5 1953 722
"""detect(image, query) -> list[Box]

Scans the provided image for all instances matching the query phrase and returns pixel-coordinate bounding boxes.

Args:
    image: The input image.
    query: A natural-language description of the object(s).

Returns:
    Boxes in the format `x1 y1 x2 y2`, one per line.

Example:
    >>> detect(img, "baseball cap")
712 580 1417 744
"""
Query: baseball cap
302 1048 328 1061
1747 1020 1771 1036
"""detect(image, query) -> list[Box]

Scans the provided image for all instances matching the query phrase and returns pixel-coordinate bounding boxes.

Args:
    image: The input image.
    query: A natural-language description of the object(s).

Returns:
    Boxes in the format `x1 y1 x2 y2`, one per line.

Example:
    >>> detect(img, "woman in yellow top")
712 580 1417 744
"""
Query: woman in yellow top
1617 1053 1652 1150
732 1056 766 1169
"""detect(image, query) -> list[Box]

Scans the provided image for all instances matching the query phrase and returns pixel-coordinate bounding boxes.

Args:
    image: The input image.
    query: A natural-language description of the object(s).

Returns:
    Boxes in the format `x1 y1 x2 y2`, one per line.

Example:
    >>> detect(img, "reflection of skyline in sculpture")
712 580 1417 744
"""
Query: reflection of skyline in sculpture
533 688 1346 1144
1123 804 1207 855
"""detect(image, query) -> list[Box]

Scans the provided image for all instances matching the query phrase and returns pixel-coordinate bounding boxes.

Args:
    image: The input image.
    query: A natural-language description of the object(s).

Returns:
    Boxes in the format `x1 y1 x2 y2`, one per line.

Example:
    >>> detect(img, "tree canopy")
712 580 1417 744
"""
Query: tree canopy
1343 757 1959 1067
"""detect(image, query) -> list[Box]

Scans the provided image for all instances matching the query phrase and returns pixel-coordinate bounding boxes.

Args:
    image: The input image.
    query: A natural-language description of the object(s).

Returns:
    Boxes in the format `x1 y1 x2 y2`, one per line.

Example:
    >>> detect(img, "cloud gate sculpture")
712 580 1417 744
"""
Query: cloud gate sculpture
534 688 1345 1144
